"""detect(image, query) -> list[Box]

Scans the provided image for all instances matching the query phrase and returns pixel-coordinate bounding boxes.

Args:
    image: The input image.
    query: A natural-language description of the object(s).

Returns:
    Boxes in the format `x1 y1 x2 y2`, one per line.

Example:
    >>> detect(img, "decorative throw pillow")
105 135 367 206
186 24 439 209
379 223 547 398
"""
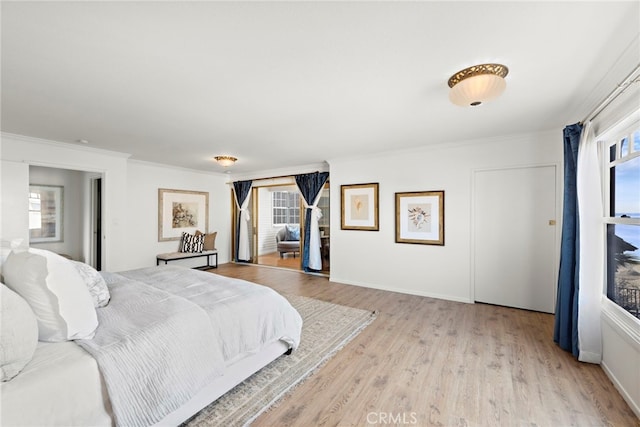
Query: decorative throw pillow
203 232 217 251
285 224 300 241
179 232 192 252
180 232 204 253
0 284 38 381
71 261 110 308
193 234 204 252
2 248 98 342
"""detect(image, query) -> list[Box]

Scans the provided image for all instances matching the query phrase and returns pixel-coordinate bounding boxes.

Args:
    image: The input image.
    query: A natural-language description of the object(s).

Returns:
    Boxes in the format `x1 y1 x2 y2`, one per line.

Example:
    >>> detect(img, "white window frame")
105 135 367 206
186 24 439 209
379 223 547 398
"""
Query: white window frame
272 191 300 226
601 118 640 326
28 191 42 230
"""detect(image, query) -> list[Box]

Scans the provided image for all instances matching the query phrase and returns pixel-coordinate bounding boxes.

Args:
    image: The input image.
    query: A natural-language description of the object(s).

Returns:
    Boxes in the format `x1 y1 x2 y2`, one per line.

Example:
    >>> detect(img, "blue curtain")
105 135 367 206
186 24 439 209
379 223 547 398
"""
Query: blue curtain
233 180 252 261
553 122 583 357
295 172 329 271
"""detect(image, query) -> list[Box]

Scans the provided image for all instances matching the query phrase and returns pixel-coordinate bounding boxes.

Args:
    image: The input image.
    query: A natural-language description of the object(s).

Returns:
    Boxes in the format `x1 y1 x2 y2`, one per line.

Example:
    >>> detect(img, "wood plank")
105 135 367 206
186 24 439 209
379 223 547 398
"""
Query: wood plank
207 263 639 426
256 251 301 271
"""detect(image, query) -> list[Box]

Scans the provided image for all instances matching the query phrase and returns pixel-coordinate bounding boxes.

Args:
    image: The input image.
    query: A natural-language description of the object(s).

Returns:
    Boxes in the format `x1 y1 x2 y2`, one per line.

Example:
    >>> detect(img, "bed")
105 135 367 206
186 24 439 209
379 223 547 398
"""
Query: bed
0 248 303 427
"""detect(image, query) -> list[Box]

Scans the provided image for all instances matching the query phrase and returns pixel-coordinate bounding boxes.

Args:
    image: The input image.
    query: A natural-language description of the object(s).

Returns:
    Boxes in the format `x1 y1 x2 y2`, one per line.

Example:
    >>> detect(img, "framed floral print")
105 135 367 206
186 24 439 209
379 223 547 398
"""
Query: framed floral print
341 183 379 231
158 188 209 241
395 190 444 245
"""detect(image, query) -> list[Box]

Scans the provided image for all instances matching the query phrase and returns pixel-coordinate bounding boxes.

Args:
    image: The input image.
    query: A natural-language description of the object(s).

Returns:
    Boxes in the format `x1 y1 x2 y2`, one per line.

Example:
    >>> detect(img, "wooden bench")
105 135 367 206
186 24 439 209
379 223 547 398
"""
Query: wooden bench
156 250 218 270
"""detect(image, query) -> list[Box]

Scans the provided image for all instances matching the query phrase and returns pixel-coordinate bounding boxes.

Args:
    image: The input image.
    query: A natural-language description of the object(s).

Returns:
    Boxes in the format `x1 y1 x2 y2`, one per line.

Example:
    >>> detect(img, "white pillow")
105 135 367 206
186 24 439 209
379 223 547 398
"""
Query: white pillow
71 261 110 308
2 248 98 342
0 284 39 381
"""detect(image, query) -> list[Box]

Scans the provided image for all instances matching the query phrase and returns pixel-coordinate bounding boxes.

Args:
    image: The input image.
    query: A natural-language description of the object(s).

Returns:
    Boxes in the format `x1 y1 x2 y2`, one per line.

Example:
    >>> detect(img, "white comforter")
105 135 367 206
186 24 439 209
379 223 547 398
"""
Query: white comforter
77 266 302 427
0 341 112 426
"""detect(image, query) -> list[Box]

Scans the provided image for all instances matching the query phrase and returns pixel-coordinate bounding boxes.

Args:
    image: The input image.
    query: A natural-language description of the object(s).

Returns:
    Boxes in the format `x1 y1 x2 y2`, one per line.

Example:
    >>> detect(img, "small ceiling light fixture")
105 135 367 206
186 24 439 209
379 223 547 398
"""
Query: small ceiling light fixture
214 155 237 167
448 63 509 107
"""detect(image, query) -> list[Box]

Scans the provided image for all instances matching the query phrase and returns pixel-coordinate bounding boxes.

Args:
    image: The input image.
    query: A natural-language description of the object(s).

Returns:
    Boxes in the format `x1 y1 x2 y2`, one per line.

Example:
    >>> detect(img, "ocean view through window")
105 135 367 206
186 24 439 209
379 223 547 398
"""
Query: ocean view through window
605 127 640 320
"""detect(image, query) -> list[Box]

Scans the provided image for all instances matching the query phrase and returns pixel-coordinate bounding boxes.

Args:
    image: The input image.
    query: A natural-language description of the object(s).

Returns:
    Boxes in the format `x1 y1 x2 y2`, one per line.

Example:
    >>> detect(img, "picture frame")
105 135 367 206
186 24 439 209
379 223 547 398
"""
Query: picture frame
29 184 64 243
341 183 379 231
158 188 209 241
395 190 444 245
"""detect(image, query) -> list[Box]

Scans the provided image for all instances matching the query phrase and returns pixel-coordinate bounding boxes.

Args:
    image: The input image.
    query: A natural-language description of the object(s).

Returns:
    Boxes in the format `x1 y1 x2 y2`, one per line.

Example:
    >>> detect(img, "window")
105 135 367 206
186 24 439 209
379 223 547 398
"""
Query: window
28 191 42 230
605 127 640 319
28 184 64 243
317 187 330 228
272 191 300 225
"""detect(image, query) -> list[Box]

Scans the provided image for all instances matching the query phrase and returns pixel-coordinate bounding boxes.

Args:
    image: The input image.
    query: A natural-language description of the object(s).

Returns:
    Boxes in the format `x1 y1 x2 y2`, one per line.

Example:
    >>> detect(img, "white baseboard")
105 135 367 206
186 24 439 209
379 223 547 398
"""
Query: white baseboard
601 360 640 419
328 276 473 304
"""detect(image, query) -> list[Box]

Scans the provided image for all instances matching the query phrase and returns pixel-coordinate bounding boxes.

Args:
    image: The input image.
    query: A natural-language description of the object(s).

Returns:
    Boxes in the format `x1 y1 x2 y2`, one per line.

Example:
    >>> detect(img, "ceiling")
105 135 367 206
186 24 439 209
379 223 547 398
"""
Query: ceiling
2 1 639 175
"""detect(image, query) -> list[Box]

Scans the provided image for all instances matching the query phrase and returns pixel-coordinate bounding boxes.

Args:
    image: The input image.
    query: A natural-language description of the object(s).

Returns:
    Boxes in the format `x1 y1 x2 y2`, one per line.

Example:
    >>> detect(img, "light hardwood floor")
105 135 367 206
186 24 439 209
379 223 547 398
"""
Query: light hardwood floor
257 251 302 271
256 251 330 274
208 263 639 427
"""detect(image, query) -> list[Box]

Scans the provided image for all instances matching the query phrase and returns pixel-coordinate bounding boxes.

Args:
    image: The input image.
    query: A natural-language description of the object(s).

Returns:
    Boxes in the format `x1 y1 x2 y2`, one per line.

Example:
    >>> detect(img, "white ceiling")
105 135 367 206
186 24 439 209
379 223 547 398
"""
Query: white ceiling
2 1 639 175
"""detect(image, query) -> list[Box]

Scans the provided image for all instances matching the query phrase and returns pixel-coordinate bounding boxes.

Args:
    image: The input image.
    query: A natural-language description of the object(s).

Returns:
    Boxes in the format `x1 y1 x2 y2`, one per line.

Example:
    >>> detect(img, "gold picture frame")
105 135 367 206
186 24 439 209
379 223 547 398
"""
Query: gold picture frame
158 188 209 241
341 183 379 231
395 190 444 245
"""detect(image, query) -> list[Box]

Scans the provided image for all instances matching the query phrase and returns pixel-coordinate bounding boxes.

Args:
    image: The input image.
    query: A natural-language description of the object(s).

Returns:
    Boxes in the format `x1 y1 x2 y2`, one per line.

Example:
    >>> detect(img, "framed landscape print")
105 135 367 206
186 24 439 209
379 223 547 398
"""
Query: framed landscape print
158 188 209 241
341 183 379 231
395 190 444 245
29 185 64 243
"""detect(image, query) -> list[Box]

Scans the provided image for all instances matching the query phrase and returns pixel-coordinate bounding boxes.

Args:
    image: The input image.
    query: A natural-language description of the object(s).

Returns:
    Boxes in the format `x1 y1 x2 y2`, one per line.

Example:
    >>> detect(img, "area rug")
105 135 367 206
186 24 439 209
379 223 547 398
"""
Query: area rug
183 294 377 427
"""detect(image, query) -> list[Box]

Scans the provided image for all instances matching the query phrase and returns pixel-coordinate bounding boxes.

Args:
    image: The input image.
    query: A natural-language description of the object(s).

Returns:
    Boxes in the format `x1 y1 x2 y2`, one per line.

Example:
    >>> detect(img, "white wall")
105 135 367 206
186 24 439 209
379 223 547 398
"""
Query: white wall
0 133 231 272
601 301 640 418
0 160 29 272
29 166 85 260
329 130 562 303
125 161 231 268
1 134 130 271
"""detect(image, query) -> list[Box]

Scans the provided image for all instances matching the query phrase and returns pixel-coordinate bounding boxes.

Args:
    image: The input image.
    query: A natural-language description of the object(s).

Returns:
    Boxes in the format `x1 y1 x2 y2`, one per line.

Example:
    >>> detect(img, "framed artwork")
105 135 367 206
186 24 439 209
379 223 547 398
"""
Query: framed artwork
29 185 64 243
341 183 379 231
158 188 209 241
395 190 444 245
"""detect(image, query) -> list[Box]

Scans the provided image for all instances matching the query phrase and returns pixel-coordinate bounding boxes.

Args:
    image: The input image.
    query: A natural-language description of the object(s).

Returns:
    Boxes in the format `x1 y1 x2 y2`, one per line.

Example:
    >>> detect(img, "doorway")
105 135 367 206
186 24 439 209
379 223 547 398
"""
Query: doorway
473 165 557 313
232 179 330 274
28 166 104 268
90 177 103 270
255 185 302 271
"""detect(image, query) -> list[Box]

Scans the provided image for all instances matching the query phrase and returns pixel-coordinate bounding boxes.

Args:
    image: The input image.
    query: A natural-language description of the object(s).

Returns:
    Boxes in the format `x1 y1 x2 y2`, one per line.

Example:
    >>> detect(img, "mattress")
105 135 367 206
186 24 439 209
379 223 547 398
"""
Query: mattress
1 266 302 426
0 341 112 426
0 340 290 427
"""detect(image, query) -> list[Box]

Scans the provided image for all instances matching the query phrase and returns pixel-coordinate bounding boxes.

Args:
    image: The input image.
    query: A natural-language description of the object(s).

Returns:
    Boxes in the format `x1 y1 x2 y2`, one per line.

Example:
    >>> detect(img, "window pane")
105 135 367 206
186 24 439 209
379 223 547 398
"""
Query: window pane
289 207 299 224
634 130 640 152
607 224 640 319
28 211 42 230
621 136 629 157
610 144 617 162
611 156 640 218
273 191 300 225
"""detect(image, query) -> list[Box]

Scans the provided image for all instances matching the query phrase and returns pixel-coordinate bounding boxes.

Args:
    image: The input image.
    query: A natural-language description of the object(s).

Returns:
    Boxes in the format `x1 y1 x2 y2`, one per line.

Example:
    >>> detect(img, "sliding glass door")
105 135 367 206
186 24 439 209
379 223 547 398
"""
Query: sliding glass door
231 179 330 274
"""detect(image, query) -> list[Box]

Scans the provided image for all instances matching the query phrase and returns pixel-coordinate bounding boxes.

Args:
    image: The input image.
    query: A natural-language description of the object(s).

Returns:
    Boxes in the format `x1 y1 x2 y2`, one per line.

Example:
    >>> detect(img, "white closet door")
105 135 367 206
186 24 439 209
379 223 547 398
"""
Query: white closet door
474 165 557 313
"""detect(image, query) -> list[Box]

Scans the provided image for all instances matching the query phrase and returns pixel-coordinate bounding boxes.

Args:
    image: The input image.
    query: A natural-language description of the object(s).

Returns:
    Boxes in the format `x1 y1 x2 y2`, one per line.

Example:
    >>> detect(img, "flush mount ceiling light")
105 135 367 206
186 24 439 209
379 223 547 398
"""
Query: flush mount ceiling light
214 155 237 167
448 63 509 107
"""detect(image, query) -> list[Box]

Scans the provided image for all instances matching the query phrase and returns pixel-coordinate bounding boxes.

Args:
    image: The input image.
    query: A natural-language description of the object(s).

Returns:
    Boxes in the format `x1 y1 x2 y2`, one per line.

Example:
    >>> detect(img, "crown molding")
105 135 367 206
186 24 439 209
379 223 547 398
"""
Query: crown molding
327 128 559 165
1 132 132 159
227 161 329 183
